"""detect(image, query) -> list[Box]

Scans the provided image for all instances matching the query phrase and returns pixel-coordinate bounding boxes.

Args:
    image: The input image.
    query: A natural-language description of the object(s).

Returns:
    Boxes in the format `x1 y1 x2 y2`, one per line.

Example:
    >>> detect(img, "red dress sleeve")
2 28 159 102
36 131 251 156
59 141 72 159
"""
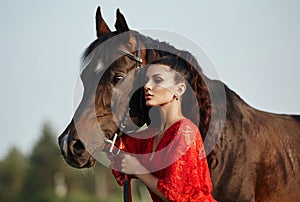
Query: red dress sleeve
109 134 139 186
156 120 216 202
109 129 156 186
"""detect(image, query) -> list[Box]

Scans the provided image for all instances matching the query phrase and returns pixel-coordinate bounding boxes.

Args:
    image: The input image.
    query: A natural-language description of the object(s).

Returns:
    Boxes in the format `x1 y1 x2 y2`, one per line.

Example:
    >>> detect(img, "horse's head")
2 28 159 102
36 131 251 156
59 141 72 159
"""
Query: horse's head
58 7 149 168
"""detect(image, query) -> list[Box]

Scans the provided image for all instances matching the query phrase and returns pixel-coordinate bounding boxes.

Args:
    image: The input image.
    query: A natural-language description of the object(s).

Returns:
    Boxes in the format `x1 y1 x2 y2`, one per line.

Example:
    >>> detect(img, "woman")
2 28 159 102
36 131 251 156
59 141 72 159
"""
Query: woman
110 55 216 202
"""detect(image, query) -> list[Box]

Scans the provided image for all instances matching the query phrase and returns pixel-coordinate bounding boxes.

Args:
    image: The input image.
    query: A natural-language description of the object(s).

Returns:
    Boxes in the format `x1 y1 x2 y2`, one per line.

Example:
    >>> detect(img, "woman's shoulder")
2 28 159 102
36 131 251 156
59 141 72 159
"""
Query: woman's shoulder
180 118 197 127
173 118 199 133
165 118 200 144
127 127 158 140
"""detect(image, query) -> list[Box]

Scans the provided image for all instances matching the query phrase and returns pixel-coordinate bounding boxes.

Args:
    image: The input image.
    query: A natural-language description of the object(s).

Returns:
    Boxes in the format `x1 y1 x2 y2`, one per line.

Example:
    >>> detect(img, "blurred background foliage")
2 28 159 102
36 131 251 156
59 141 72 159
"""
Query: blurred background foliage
0 122 150 202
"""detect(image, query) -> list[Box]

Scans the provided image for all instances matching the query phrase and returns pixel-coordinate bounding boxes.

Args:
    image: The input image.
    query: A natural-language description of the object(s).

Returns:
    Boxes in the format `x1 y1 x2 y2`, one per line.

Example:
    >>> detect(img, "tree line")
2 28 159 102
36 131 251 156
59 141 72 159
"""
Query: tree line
0 122 148 202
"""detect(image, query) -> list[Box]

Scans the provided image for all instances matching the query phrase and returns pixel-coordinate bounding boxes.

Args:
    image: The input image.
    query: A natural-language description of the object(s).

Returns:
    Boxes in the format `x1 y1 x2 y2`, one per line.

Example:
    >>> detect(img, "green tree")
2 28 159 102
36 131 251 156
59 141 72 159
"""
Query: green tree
20 122 61 202
0 147 28 202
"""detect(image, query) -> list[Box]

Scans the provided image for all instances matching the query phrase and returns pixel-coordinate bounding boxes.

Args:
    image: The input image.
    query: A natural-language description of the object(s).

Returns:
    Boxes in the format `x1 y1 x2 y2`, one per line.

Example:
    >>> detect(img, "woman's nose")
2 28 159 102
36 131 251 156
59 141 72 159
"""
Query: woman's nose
144 81 152 91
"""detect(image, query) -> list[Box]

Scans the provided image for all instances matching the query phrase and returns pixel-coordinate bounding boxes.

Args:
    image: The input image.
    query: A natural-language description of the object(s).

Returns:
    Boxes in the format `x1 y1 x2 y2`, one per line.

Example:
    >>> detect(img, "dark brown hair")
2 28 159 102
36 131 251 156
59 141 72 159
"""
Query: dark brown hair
149 54 216 168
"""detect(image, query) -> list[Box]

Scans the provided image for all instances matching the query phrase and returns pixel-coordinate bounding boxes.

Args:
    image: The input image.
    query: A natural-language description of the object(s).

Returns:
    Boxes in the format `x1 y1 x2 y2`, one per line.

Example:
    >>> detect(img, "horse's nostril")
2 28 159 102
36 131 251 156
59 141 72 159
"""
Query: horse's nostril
70 140 85 156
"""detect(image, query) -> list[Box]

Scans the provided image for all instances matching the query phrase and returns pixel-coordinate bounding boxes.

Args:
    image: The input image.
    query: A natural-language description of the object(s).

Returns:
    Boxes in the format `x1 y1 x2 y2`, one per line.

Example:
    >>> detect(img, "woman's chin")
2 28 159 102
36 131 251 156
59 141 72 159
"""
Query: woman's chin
146 104 152 107
145 100 153 107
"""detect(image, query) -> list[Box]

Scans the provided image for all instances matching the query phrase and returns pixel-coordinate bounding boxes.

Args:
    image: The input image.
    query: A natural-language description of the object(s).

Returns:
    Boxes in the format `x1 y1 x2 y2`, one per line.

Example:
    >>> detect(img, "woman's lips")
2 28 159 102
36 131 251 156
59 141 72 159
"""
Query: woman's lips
145 93 153 99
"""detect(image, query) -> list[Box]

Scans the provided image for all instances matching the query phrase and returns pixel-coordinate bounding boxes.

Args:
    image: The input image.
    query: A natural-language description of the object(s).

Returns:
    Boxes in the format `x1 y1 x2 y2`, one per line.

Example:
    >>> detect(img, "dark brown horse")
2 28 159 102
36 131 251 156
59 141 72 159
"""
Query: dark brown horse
58 7 300 201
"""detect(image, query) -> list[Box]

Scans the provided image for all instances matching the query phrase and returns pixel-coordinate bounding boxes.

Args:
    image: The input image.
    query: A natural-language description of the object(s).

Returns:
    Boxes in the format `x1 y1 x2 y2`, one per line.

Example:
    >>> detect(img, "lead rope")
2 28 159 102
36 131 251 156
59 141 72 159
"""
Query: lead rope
107 134 132 202
123 175 132 202
105 134 131 202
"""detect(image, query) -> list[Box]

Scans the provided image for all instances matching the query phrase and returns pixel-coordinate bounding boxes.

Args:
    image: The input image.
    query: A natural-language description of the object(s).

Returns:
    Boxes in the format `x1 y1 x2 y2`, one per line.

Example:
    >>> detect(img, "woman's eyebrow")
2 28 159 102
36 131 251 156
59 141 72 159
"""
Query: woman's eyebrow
145 73 162 79
152 73 162 78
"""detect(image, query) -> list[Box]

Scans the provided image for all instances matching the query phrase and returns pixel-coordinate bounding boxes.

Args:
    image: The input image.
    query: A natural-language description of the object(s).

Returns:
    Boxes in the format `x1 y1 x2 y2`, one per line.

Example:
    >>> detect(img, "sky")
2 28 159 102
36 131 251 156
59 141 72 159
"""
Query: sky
0 1 299 159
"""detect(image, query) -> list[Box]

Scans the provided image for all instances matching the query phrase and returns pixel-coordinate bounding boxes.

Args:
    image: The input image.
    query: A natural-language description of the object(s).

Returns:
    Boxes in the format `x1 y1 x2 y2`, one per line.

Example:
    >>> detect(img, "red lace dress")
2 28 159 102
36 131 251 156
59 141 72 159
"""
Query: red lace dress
110 118 216 202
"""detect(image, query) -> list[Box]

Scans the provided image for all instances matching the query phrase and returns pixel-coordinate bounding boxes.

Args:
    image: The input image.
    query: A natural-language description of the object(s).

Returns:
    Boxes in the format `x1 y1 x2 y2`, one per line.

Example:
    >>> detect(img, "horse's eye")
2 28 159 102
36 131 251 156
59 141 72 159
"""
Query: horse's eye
112 76 124 85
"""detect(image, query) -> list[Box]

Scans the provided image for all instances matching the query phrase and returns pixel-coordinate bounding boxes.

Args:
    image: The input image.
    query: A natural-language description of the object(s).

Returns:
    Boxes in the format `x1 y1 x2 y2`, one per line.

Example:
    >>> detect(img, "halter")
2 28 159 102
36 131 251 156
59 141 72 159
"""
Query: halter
103 36 143 202
105 36 143 154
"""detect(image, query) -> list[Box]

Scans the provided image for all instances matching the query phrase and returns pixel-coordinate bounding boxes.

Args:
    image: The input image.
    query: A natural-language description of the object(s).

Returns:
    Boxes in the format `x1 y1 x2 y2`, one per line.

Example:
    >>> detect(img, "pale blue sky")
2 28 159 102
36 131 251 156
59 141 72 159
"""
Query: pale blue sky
0 0 299 158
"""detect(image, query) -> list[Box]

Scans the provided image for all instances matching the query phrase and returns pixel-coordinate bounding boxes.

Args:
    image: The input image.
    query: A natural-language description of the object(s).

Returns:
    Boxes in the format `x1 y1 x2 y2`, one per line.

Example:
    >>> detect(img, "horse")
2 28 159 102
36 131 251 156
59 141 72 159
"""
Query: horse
58 7 300 202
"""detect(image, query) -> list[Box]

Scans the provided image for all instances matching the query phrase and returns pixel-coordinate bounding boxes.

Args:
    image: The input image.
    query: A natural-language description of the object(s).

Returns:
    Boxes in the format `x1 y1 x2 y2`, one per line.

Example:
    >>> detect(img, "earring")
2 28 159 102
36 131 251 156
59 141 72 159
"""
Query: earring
175 96 179 101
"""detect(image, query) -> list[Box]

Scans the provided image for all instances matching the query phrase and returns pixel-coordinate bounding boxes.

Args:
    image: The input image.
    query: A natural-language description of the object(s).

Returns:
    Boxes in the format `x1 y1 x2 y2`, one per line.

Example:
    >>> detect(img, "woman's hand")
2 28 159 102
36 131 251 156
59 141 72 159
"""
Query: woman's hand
120 153 148 176
120 153 168 201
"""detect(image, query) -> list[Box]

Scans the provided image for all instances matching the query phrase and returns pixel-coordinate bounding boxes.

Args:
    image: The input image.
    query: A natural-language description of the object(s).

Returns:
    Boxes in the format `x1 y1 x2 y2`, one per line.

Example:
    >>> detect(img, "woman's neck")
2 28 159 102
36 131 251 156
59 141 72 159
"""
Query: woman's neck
158 101 183 132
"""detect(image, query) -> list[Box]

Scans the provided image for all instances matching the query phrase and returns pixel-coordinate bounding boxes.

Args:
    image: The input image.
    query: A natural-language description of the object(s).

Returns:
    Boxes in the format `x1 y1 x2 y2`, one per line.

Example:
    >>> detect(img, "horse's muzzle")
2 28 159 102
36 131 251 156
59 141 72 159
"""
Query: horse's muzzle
58 123 96 168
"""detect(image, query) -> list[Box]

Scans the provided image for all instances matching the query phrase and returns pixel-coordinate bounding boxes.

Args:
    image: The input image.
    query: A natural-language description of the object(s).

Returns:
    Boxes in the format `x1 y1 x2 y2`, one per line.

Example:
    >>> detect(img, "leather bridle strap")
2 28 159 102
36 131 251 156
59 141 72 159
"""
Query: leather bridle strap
116 35 143 135
105 37 143 154
106 35 143 202
119 37 142 202
117 49 142 64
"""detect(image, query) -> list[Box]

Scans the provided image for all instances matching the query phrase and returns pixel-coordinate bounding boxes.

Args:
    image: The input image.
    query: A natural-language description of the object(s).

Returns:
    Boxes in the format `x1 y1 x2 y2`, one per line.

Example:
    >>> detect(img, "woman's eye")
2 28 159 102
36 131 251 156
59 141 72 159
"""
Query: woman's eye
112 76 124 85
154 78 162 83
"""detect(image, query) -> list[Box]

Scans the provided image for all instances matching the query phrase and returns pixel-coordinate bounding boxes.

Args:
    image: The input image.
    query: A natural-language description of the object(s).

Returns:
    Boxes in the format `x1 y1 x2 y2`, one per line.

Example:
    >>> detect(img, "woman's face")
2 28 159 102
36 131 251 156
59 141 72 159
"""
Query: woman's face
144 64 178 107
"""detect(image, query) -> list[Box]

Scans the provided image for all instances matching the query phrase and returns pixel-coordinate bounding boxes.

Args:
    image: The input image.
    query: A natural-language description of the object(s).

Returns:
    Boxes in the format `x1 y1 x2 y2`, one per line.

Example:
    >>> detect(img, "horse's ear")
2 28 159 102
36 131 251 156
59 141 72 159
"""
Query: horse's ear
115 8 129 33
95 6 111 37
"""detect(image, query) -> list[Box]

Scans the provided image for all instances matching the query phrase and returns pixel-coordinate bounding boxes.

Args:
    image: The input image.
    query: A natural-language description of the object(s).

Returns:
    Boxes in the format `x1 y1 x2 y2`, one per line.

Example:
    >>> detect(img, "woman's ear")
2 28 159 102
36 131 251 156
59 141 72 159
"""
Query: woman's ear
175 82 186 97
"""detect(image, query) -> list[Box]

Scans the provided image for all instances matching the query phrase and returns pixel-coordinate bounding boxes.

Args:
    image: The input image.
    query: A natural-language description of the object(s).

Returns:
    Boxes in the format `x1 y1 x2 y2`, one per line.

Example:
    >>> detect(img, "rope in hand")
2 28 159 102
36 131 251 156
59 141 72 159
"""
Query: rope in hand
104 133 132 202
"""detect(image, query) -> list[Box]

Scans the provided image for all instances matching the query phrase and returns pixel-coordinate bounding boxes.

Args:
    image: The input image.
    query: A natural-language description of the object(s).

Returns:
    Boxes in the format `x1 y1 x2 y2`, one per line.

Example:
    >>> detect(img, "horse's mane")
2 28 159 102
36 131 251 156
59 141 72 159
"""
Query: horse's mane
81 30 217 168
